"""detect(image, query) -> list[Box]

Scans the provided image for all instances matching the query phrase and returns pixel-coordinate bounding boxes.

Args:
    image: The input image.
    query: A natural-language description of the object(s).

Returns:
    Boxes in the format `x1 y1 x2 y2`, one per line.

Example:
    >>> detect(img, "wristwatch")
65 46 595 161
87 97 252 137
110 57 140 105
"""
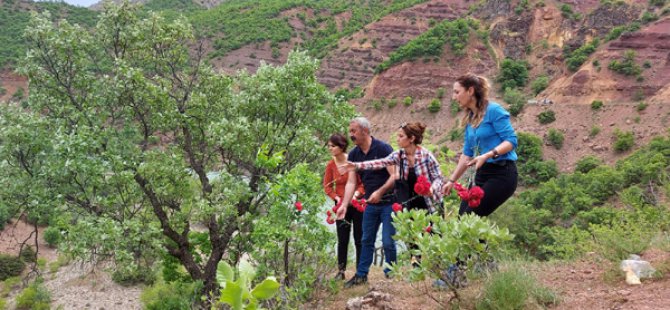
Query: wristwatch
491 148 500 159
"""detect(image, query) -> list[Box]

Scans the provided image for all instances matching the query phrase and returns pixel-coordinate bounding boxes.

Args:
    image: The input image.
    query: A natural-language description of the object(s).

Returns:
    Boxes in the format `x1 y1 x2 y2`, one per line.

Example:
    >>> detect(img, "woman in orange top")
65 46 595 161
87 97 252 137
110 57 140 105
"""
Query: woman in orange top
324 133 365 280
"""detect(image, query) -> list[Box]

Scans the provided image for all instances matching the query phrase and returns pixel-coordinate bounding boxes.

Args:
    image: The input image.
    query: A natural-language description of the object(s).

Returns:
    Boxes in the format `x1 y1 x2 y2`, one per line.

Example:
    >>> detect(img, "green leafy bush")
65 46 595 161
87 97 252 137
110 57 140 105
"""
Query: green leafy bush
450 100 461 116
516 132 558 186
141 280 200 310
613 129 634 153
19 245 36 263
636 102 648 111
546 128 564 149
589 125 601 137
497 59 529 91
537 110 556 124
608 50 642 76
575 155 602 173
531 75 549 95
387 98 398 108
428 98 441 113
0 254 25 281
403 96 413 106
112 265 157 286
376 18 470 72
43 226 61 247
503 88 526 117
436 87 445 99
15 281 51 310
477 269 559 309
565 39 599 71
591 100 603 110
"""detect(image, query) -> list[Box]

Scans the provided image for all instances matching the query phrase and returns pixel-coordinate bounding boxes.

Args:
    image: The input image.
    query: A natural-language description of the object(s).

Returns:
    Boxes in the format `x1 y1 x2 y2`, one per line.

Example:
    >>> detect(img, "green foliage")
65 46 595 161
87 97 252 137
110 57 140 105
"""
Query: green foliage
11 87 24 101
589 125 601 137
497 59 529 91
215 260 280 310
560 4 574 18
641 11 658 23
531 75 549 95
436 87 445 99
605 22 641 41
503 87 526 117
516 132 558 186
391 208 513 288
613 129 634 153
387 98 398 108
377 18 470 72
565 39 599 71
637 101 648 111
608 50 642 76
591 100 603 110
15 281 50 310
334 86 363 101
537 110 556 124
477 269 559 309
112 265 157 286
0 255 25 281
141 280 201 310
448 126 464 142
428 98 442 113
449 100 461 116
575 155 602 173
371 99 382 111
0 204 10 230
43 226 61 247
546 128 564 149
403 96 413 106
4 5 356 305
19 245 36 263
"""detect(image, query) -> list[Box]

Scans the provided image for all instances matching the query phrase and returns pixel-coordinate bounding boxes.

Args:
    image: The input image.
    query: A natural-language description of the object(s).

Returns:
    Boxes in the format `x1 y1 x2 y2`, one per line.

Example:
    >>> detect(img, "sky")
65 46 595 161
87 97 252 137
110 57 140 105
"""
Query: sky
37 0 99 7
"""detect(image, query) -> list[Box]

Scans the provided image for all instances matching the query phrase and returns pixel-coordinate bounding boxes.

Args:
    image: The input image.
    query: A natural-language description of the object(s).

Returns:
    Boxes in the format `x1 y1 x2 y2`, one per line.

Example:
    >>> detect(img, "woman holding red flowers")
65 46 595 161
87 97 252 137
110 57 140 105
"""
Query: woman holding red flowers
442 74 518 217
341 122 444 213
323 133 365 280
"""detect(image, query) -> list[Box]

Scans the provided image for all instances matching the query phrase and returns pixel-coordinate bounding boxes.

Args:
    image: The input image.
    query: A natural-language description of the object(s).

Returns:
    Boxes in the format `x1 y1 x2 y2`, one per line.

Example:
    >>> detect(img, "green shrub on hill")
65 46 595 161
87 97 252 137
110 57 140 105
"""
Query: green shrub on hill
575 155 602 173
0 255 25 281
376 18 470 73
537 110 556 124
516 132 558 186
428 98 441 113
613 129 634 152
497 59 529 91
503 87 526 117
565 39 599 71
546 128 564 149
608 50 642 76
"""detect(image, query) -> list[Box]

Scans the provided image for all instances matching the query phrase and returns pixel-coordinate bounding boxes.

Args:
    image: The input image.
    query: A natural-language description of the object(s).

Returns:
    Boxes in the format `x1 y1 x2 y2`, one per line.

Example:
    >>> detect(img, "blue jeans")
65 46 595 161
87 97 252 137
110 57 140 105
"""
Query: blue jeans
356 202 397 276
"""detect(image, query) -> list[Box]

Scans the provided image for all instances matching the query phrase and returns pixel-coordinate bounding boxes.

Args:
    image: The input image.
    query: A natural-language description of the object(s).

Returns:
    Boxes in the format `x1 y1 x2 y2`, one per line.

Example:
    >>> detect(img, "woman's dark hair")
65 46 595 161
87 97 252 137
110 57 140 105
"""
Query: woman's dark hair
456 74 490 127
400 122 427 145
328 133 349 151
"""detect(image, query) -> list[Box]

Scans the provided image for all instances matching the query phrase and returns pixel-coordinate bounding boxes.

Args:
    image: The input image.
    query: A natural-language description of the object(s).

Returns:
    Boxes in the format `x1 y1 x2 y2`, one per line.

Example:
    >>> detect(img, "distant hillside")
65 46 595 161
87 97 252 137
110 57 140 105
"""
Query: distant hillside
1 0 669 171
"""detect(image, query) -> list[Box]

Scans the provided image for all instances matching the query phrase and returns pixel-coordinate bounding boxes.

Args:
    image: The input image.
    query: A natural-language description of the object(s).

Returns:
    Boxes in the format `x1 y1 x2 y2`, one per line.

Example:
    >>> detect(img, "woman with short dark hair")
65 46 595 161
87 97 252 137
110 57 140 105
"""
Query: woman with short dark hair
323 133 365 280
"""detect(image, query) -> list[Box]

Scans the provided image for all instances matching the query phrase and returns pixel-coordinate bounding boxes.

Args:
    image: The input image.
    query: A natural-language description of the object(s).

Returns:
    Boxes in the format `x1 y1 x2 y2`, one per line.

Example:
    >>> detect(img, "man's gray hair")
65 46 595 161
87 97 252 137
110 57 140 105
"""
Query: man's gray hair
351 117 371 132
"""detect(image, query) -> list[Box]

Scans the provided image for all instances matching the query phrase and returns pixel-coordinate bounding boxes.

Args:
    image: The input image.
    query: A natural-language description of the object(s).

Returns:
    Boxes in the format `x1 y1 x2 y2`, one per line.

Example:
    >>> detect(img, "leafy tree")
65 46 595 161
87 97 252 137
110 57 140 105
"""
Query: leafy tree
3 4 354 306
497 59 529 91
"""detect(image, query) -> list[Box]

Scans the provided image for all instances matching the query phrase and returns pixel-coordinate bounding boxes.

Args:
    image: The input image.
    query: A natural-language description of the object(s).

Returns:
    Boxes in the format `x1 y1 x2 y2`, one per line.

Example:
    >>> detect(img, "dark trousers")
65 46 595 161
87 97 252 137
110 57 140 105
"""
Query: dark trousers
459 161 518 217
336 206 363 271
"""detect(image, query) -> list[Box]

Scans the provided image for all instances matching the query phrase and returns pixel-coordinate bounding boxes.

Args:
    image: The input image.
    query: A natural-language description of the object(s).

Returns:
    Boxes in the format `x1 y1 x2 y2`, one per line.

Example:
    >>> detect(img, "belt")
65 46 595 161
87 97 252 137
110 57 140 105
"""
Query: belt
487 160 514 167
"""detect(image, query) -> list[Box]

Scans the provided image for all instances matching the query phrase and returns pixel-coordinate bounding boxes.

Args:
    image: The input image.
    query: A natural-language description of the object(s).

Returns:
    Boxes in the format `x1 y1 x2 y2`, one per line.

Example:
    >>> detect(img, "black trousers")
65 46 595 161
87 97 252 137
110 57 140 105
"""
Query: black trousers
459 161 518 217
336 206 363 271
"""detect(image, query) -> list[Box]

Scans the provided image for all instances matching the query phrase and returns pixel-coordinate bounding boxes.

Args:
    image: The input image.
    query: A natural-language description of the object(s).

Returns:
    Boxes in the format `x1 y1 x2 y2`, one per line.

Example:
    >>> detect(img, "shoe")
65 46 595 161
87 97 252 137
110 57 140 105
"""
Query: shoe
445 264 468 288
384 272 392 279
333 270 345 281
344 274 367 288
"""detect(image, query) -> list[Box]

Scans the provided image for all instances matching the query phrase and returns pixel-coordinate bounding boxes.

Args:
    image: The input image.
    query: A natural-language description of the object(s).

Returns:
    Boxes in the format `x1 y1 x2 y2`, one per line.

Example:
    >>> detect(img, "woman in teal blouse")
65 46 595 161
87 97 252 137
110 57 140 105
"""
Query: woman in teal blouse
442 74 518 217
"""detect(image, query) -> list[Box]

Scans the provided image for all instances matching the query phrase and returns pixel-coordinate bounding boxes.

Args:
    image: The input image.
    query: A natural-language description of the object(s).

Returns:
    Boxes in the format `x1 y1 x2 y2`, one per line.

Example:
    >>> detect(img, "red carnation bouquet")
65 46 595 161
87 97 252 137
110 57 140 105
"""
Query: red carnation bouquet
414 175 432 197
453 182 485 207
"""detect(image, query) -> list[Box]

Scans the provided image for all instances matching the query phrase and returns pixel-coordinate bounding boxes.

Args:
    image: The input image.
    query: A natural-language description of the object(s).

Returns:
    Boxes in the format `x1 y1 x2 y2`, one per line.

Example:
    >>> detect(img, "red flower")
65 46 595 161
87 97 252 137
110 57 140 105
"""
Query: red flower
294 201 303 212
469 186 484 200
326 217 335 225
453 182 466 192
468 199 481 208
351 199 360 209
414 175 432 196
457 189 470 200
424 226 432 233
392 203 403 213
327 210 332 216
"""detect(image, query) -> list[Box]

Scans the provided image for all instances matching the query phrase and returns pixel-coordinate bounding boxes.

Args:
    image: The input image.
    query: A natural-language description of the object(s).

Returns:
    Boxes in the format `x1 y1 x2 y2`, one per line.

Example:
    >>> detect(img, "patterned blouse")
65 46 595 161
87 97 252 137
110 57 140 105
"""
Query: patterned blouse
354 146 444 211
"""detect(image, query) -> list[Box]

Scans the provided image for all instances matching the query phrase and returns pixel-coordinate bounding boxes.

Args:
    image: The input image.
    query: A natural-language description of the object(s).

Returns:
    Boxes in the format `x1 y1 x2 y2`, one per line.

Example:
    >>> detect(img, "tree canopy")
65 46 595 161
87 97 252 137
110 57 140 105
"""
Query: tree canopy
1 3 354 305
